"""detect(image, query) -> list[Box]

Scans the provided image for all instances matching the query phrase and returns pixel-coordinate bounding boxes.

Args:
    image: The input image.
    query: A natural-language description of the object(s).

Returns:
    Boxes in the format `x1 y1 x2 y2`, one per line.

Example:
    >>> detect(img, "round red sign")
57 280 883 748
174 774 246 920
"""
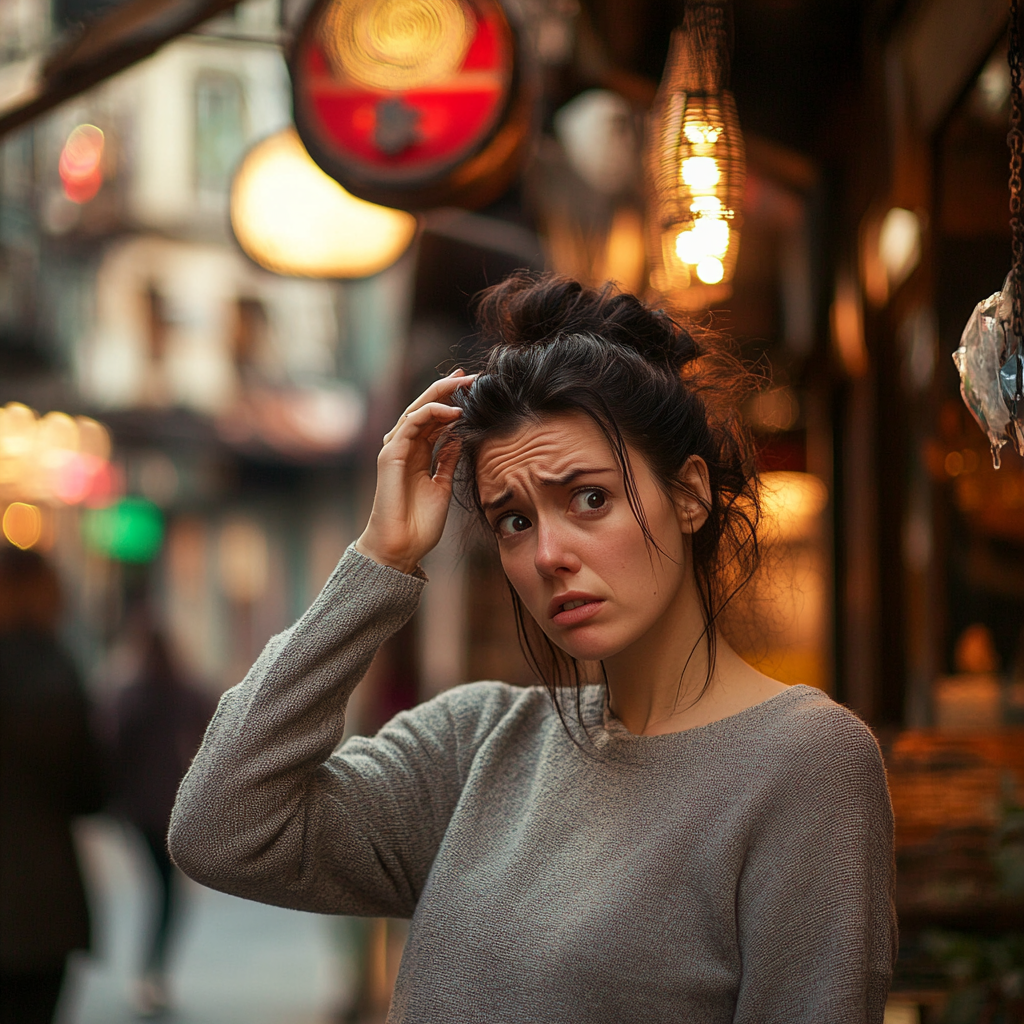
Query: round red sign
291 0 529 211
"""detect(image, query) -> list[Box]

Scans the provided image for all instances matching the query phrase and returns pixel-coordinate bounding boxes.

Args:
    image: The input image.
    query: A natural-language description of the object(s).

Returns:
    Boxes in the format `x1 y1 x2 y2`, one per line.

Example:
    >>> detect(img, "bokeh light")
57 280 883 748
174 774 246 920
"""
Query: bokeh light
0 403 116 507
83 498 164 563
59 124 105 204
319 0 472 91
2 502 42 549
760 471 829 542
230 129 417 278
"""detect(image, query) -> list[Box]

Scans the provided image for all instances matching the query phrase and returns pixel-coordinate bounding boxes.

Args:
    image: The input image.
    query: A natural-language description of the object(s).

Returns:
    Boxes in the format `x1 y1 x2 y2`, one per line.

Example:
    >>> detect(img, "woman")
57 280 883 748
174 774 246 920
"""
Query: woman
170 274 896 1023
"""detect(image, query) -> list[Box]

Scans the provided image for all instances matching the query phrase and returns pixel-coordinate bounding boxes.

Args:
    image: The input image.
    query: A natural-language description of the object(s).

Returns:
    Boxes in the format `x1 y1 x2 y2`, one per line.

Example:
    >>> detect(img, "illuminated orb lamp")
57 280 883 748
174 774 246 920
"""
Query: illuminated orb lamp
644 1 745 309
59 124 105 204
231 128 417 278
291 0 530 211
83 498 164 563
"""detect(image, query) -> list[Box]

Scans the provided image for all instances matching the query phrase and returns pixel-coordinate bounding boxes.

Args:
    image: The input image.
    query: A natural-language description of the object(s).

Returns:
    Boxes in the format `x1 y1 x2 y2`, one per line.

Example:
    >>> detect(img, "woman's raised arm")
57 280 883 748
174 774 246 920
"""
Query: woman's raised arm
167 371 483 916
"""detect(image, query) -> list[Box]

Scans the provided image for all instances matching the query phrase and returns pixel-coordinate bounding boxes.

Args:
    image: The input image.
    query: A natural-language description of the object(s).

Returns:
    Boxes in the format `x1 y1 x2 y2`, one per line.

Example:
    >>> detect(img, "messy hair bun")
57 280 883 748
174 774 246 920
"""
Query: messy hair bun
473 271 698 375
447 272 760 735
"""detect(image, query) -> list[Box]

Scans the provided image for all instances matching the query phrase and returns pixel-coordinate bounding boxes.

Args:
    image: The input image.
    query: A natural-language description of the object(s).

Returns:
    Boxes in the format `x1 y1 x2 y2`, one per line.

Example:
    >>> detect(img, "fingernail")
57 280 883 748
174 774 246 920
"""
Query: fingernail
449 367 463 376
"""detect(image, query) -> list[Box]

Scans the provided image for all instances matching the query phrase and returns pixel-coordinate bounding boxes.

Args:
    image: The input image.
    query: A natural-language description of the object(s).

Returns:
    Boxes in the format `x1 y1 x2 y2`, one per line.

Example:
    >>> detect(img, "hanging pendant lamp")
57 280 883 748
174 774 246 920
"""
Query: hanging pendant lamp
644 0 745 309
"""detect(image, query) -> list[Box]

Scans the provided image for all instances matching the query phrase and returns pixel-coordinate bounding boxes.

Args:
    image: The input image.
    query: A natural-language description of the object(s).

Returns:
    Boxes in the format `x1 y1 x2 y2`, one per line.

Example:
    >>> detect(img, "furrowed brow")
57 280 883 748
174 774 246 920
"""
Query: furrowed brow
482 488 514 514
538 467 616 487
481 467 615 513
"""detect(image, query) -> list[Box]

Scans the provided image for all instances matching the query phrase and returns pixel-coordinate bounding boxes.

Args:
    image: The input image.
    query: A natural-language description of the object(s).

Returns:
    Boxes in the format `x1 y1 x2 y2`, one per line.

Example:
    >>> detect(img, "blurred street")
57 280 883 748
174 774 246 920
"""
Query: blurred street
62 818 346 1024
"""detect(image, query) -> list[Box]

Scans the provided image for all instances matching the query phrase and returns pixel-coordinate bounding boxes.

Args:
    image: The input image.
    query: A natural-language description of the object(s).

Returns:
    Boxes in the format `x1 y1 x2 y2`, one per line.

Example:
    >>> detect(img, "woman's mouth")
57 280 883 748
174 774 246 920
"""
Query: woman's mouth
551 599 604 626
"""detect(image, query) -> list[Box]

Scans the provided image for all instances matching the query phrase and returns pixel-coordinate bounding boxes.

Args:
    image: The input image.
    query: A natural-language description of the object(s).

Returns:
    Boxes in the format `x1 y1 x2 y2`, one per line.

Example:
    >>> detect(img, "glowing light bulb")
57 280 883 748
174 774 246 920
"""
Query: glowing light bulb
696 256 724 284
675 218 730 265
681 156 720 192
683 121 722 146
691 217 729 258
690 195 723 217
675 230 700 264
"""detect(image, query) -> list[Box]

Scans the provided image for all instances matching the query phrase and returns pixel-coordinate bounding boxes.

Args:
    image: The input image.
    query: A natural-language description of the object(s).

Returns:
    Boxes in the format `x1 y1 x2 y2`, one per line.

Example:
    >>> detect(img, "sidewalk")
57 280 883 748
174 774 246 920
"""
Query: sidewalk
61 817 351 1024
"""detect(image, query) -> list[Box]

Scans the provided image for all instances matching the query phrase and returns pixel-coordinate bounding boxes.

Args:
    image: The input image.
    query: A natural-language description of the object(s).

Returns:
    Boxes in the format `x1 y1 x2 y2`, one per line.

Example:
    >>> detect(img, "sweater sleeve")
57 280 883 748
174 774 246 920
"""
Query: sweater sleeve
168 545 499 919
732 704 897 1024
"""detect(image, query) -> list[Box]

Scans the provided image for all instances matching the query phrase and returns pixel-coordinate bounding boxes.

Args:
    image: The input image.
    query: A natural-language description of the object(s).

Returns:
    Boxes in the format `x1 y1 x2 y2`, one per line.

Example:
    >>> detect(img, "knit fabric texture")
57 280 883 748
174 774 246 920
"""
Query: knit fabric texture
169 545 897 1023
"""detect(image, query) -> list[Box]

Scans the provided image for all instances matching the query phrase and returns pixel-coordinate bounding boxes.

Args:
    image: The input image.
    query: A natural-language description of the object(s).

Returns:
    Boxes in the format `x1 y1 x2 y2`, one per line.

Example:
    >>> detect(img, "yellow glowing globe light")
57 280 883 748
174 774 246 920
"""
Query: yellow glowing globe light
3 502 42 549
231 129 418 279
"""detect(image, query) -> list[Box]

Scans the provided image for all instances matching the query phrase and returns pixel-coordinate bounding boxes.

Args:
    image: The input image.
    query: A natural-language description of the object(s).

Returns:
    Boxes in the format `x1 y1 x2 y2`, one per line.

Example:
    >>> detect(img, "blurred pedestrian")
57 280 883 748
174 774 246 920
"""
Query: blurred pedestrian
104 624 213 1016
0 547 103 1024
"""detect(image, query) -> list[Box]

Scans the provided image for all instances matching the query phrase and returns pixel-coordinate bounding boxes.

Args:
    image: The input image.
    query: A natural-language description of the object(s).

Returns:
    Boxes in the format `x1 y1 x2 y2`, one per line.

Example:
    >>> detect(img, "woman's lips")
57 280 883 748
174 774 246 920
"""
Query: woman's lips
551 599 605 627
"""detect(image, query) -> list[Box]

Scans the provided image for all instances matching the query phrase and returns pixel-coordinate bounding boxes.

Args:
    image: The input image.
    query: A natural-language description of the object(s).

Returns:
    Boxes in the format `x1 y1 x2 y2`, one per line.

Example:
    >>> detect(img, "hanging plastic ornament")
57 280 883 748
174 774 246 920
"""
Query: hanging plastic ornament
953 0 1024 469
953 274 1023 467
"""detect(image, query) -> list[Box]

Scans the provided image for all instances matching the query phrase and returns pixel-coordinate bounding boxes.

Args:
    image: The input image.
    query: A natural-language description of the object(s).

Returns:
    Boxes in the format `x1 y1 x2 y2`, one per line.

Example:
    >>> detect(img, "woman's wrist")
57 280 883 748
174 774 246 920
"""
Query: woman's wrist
353 535 420 576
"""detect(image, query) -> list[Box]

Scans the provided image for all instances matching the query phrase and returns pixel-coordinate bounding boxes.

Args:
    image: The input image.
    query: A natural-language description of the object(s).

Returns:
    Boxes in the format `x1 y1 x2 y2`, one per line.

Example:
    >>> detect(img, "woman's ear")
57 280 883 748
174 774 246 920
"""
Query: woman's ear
673 456 711 535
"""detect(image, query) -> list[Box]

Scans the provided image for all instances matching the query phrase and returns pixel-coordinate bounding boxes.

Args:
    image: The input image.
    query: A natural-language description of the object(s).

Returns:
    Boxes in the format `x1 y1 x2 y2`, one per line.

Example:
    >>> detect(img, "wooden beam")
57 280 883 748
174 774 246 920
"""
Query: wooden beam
0 0 242 138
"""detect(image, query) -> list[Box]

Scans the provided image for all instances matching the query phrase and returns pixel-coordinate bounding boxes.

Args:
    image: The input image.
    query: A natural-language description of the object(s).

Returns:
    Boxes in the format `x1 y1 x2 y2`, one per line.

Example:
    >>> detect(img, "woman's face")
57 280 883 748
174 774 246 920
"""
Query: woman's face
475 411 697 663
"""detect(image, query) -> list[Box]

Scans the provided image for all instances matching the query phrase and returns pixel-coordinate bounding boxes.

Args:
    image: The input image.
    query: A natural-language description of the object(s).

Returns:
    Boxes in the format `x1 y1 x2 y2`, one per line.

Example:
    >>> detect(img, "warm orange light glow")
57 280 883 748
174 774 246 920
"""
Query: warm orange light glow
0 402 115 507
760 472 829 542
230 129 417 278
320 0 472 91
3 502 42 549
59 124 104 204
695 256 725 284
680 156 720 192
878 207 921 289
830 273 868 377
682 121 723 146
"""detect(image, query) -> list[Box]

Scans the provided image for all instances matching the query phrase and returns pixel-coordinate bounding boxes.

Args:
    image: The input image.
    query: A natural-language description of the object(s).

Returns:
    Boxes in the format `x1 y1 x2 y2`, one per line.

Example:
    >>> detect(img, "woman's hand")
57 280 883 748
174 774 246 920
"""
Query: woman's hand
354 370 476 574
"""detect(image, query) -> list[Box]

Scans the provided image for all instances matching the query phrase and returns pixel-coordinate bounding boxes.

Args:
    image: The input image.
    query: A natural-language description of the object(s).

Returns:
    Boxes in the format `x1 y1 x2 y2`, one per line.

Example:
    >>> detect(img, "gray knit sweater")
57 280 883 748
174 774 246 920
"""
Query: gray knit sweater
169 546 897 1023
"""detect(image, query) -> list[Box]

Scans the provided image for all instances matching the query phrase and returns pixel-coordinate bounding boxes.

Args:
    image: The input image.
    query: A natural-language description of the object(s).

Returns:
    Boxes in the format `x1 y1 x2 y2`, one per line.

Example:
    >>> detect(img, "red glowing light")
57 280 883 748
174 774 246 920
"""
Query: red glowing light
59 125 105 204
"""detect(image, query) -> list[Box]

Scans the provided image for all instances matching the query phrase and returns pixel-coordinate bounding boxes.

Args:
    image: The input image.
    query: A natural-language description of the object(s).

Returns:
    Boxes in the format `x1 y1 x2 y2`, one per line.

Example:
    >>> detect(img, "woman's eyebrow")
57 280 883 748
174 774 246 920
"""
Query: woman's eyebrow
482 467 615 512
482 489 514 514
537 467 616 487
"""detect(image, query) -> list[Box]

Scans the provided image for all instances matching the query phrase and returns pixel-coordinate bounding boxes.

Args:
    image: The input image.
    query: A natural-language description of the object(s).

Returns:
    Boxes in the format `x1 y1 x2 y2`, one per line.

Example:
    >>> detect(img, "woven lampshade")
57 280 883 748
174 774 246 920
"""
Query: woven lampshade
644 0 745 308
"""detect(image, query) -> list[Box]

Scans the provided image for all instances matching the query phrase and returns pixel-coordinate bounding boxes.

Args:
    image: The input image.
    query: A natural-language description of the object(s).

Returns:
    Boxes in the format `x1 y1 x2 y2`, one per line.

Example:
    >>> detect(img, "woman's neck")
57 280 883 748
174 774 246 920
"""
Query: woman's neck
602 571 786 736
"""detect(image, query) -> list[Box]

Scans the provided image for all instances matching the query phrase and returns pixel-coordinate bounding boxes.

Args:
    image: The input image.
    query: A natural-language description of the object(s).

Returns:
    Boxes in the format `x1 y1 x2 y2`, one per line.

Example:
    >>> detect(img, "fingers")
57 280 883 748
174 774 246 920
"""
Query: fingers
383 370 476 444
383 402 462 449
432 436 460 489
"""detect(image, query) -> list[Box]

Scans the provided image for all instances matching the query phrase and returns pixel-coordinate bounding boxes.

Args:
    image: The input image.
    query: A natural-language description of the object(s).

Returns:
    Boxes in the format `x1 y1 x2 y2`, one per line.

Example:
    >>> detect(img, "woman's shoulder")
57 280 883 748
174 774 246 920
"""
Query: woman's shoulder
755 685 888 788
389 680 548 744
421 679 548 727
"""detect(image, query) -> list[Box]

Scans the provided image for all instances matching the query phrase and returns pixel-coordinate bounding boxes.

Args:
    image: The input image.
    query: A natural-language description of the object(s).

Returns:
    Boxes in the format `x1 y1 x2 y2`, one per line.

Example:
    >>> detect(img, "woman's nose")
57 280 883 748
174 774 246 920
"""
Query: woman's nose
533 521 582 577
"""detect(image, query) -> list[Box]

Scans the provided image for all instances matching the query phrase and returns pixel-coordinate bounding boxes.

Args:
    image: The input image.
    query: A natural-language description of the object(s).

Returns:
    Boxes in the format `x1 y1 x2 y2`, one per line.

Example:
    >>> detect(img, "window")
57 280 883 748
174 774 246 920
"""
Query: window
194 71 247 196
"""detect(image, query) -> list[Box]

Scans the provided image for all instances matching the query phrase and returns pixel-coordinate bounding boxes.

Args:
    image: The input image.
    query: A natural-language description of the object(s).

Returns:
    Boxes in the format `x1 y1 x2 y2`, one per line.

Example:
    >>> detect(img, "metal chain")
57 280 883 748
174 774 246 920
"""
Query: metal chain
1010 0 1023 341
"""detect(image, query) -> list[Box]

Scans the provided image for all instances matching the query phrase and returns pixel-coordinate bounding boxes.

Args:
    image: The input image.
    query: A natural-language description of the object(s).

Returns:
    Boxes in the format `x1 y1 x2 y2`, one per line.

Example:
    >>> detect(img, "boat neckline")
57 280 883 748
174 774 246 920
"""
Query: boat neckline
591 682 819 745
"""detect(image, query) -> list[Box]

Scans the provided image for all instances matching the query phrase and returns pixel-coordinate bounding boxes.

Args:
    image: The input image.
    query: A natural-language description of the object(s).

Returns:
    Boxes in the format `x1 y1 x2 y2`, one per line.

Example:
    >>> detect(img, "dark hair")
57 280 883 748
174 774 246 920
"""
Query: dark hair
444 272 761 734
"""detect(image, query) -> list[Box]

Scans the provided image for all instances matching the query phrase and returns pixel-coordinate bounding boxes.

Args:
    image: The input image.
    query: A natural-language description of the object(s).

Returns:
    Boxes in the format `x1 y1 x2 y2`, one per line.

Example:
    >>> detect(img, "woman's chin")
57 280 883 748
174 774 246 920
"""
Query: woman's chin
545 628 629 665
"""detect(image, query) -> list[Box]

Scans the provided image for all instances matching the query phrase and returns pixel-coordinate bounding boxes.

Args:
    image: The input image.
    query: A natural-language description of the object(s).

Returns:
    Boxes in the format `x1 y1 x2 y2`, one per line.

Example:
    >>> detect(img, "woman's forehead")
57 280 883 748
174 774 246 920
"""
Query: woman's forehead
475 412 613 489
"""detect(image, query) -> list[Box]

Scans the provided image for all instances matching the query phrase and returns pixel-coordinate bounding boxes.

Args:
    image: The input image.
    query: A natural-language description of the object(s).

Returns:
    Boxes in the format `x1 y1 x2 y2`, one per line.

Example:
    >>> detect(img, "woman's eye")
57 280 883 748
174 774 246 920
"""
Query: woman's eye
571 489 607 513
496 513 532 537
